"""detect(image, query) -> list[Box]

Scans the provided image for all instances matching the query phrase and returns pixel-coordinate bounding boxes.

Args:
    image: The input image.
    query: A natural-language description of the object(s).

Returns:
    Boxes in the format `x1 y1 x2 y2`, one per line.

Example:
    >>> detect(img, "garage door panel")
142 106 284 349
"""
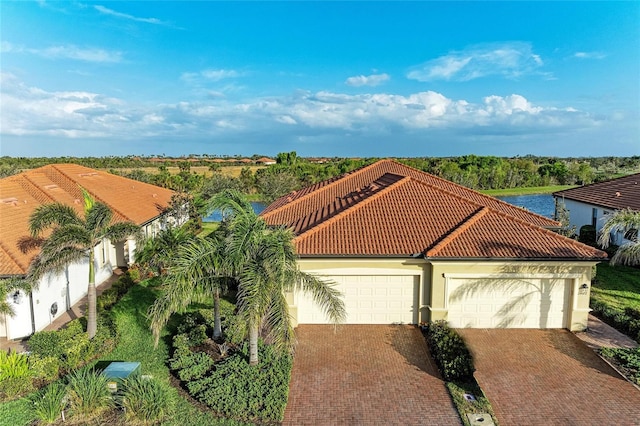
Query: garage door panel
448 278 569 329
297 275 418 324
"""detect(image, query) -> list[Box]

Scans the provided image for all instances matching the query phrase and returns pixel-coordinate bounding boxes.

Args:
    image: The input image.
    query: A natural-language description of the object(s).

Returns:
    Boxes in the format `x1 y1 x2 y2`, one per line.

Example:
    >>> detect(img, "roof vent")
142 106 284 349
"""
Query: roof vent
615 191 621 197
43 184 58 190
1 197 19 206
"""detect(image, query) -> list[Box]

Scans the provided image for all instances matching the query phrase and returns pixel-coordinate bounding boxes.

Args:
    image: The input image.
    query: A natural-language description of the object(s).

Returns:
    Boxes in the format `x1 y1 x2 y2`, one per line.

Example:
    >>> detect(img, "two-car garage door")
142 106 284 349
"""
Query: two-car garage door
296 275 419 324
447 277 571 328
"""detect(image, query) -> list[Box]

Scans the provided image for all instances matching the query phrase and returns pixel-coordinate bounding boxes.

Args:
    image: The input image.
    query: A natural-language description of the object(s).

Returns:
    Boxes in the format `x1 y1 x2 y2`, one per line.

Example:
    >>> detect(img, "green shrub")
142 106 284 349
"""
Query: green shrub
97 288 119 311
579 224 597 246
66 368 113 420
29 382 68 424
122 375 175 425
28 355 60 383
624 307 640 321
127 267 141 283
27 330 61 358
0 350 34 400
425 321 475 382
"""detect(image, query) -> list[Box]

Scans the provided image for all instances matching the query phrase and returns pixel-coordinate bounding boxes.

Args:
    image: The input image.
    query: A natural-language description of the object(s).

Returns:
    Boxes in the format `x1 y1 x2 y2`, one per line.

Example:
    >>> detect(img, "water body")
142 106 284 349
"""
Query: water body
495 194 555 219
203 195 555 222
203 202 267 222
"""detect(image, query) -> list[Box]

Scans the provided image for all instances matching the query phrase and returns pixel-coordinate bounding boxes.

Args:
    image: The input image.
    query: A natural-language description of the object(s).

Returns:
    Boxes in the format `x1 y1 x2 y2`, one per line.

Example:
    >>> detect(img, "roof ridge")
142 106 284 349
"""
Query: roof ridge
481 203 605 255
426 207 488 257
393 160 560 227
295 175 410 243
554 172 640 195
261 159 393 220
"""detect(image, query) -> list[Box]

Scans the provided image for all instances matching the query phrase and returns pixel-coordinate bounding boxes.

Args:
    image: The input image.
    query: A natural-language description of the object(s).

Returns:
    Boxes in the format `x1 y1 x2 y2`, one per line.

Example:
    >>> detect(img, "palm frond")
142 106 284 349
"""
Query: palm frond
27 246 86 281
598 208 640 248
85 202 113 234
610 241 640 266
104 221 140 242
29 203 82 237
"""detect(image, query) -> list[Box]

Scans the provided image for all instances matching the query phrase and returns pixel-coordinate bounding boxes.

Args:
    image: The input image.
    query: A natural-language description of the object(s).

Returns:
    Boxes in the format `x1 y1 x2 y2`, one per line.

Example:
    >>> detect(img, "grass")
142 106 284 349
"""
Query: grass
446 381 498 426
480 185 576 196
198 222 219 238
591 263 640 312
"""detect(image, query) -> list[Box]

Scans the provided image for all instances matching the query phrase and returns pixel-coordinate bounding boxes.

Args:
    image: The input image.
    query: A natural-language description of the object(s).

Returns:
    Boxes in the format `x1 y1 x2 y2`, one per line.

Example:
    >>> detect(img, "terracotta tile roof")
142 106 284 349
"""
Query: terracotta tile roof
262 159 605 260
0 164 175 276
553 173 640 211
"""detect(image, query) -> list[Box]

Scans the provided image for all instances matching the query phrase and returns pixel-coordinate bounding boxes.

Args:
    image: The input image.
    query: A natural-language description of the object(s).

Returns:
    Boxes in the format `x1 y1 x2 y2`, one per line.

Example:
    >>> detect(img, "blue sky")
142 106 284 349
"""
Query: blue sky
1 1 638 158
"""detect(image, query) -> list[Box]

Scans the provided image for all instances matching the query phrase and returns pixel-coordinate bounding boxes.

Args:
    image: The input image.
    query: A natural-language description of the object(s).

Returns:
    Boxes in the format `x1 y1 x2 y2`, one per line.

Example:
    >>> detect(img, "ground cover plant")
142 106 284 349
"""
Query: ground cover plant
169 311 292 423
599 347 640 386
422 321 499 426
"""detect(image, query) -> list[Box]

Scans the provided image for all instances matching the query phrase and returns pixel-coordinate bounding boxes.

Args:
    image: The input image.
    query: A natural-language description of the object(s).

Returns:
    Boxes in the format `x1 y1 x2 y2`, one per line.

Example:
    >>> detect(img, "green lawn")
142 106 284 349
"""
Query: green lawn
592 263 640 312
480 185 576 197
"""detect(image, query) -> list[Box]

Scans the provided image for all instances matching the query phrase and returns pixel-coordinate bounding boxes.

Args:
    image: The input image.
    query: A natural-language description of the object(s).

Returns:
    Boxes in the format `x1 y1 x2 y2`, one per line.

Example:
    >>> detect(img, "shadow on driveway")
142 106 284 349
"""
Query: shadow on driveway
459 329 640 425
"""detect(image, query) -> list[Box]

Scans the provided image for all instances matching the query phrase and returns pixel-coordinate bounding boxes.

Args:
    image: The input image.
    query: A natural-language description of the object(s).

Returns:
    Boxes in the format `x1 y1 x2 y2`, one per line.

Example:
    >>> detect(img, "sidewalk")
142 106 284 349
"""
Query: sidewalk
575 313 639 350
0 268 125 353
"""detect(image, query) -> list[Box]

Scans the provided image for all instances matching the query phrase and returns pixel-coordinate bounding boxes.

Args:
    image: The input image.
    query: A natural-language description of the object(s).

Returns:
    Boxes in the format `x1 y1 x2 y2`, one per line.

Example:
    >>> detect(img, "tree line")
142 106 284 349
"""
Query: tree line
2 153 639 206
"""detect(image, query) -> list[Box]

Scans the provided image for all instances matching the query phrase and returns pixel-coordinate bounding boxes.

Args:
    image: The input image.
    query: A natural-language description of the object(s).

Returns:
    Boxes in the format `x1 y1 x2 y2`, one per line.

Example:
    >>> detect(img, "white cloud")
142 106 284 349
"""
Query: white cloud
94 5 167 25
181 69 244 83
407 42 546 82
345 73 390 87
1 40 122 63
574 51 607 60
1 73 603 148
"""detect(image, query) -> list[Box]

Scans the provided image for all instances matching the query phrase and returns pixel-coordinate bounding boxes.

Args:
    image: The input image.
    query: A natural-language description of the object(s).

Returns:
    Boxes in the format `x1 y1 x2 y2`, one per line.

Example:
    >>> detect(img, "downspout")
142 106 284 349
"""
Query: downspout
29 292 36 335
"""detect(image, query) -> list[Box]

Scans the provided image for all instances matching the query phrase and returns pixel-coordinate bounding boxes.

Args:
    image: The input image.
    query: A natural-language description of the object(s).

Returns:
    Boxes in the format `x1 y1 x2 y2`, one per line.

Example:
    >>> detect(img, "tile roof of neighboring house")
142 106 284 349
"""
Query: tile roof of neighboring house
261 159 605 260
0 164 175 276
553 173 640 211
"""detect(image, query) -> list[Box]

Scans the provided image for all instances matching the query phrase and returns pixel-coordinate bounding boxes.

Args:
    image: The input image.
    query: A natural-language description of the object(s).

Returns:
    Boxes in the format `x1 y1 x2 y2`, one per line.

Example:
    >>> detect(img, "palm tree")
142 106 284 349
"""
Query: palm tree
598 208 640 266
135 225 195 276
27 189 139 338
210 190 345 365
148 236 229 344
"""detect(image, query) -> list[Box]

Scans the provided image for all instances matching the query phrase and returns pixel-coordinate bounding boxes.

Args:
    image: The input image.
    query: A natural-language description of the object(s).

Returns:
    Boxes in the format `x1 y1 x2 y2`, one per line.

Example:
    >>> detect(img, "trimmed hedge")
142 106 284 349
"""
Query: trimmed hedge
591 300 640 343
424 321 475 382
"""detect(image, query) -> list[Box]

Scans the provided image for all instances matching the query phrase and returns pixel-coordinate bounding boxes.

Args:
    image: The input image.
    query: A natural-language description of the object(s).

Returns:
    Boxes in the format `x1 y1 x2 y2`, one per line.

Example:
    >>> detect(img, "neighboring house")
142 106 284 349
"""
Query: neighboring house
262 160 606 331
0 164 181 340
553 173 640 244
255 157 276 165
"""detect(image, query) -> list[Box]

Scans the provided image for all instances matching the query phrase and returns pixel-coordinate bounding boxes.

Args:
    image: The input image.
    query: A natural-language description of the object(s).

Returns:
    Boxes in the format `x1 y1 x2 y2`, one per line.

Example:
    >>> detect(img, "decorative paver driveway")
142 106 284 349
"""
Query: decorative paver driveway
283 325 460 425
458 329 640 425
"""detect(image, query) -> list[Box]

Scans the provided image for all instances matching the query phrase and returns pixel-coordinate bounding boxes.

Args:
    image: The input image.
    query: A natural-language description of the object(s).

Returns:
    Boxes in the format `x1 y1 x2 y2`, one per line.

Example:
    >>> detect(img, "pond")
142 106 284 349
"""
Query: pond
203 202 267 222
495 194 555 219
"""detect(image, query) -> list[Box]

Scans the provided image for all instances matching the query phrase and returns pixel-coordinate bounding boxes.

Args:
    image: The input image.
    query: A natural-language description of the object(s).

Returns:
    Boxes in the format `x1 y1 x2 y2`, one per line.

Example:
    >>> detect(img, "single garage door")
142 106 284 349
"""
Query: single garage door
447 277 570 328
296 275 419 324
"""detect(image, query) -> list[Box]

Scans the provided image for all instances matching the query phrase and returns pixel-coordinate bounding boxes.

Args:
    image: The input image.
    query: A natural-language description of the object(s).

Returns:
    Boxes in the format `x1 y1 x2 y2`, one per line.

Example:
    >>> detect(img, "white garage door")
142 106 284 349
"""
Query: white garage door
296 275 419 324
447 277 570 328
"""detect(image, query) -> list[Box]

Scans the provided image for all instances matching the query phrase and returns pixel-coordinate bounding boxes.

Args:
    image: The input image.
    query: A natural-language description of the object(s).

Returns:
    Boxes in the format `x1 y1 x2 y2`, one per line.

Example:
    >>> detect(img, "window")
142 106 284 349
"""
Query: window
591 208 598 227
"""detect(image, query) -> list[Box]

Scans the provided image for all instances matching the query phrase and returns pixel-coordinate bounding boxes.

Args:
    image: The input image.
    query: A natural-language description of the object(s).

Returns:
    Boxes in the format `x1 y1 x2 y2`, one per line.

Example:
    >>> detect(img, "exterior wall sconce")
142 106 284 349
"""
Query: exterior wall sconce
12 291 23 305
578 283 589 295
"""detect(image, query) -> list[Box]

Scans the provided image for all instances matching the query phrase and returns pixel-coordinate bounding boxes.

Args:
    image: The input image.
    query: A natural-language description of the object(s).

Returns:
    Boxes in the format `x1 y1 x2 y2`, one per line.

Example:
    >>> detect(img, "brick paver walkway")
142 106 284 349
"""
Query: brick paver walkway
459 329 640 425
283 325 461 426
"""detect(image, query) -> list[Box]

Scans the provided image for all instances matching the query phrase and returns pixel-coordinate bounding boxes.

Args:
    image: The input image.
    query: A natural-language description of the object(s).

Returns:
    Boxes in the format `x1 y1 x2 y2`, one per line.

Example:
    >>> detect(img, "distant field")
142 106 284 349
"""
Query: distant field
106 165 266 178
480 185 576 196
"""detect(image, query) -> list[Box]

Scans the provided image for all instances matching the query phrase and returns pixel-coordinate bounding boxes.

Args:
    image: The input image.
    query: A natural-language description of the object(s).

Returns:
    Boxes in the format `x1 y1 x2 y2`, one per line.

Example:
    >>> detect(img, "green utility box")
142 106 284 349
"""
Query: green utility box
102 361 141 393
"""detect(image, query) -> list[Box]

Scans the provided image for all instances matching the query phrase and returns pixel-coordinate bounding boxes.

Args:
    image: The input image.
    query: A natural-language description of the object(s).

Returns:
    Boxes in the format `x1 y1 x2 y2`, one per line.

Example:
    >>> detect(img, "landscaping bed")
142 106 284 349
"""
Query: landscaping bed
422 321 498 426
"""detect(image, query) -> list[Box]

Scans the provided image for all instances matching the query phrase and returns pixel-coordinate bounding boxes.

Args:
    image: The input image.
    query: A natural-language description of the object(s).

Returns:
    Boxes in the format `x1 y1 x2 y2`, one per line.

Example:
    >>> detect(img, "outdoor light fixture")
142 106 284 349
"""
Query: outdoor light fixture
12 291 23 305
578 283 589 295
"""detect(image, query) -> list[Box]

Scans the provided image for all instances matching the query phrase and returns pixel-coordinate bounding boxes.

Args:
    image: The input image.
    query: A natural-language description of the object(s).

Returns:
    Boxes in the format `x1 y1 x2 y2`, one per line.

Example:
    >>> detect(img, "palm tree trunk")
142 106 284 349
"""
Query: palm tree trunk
87 249 97 339
249 323 259 366
213 287 222 339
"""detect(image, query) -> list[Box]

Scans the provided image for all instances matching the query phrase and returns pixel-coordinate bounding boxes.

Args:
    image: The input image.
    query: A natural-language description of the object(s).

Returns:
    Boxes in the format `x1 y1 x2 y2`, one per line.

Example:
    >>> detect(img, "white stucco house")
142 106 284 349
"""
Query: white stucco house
262 160 606 331
0 164 182 340
553 173 640 245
